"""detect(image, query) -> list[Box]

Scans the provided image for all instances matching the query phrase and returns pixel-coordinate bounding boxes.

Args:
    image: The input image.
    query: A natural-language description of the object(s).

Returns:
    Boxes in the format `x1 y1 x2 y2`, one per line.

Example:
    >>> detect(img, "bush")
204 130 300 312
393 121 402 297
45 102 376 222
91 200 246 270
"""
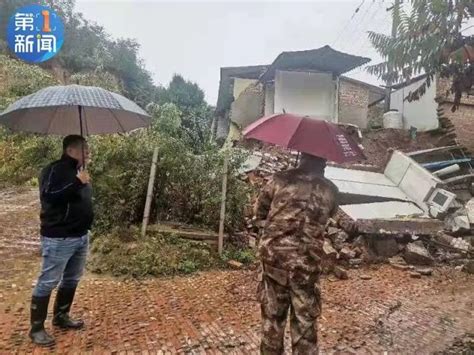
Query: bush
154 137 250 231
0 55 60 186
69 70 123 93
86 110 251 233
0 55 57 100
87 132 156 232
0 132 61 186
89 228 221 277
221 246 257 265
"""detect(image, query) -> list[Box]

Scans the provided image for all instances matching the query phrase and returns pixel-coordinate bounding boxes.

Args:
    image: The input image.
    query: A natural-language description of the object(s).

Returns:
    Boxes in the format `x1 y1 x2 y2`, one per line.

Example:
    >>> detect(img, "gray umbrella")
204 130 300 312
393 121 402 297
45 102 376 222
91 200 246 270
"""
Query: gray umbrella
0 85 150 135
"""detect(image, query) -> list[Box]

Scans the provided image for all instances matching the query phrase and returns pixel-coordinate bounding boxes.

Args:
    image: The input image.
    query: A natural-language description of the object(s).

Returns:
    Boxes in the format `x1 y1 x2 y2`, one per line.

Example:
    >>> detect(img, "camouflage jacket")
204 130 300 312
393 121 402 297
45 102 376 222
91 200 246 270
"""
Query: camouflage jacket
255 168 339 273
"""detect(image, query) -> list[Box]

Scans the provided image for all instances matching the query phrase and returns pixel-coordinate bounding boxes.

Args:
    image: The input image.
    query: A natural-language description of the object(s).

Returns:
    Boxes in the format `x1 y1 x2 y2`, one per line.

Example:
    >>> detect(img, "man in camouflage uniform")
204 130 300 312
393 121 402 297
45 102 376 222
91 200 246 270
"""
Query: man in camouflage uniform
255 153 338 355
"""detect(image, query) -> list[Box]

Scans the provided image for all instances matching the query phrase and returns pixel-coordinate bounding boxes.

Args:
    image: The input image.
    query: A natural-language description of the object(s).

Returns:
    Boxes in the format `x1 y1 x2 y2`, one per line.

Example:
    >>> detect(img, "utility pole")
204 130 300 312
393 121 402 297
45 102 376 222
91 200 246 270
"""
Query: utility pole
385 0 401 112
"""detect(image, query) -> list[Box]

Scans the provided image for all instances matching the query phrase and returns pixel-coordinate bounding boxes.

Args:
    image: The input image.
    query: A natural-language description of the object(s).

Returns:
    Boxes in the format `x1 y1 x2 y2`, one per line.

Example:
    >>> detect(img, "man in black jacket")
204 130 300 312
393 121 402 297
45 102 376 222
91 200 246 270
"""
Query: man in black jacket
30 135 93 346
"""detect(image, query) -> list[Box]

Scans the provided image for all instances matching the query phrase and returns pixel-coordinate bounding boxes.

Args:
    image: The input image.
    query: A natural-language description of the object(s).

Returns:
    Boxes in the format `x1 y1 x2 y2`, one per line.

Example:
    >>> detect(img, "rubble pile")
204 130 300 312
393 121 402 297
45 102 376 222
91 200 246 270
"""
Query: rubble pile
237 143 370 244
238 145 299 244
235 142 474 277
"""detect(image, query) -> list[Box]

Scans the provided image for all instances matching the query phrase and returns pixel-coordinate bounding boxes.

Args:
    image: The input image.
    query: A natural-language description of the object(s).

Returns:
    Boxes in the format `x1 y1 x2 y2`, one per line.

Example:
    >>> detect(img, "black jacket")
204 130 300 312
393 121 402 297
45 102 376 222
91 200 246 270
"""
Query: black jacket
39 155 94 238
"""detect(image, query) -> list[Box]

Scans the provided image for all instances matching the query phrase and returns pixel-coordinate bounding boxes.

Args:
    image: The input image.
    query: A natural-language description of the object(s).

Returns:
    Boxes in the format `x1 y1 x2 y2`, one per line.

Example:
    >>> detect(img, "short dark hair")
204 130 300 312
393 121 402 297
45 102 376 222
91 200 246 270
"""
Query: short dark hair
63 135 86 152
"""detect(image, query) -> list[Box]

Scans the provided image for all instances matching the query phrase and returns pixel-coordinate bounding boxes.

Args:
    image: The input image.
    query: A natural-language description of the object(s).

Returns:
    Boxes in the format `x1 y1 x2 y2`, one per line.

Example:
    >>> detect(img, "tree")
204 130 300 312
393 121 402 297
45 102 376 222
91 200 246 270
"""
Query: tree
367 0 473 110
103 38 156 107
69 70 122 93
156 74 206 110
155 75 213 152
0 0 156 108
0 55 58 109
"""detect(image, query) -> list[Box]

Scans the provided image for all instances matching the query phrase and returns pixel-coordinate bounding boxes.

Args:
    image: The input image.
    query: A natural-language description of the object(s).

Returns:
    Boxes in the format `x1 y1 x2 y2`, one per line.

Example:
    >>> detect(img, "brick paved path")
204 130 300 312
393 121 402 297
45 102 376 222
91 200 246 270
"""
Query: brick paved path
0 188 473 354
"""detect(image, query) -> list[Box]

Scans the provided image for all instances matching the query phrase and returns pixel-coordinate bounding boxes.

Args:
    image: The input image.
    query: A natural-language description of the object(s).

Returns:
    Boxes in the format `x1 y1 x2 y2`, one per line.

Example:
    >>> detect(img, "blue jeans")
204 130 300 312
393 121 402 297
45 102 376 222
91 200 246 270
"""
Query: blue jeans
33 235 89 297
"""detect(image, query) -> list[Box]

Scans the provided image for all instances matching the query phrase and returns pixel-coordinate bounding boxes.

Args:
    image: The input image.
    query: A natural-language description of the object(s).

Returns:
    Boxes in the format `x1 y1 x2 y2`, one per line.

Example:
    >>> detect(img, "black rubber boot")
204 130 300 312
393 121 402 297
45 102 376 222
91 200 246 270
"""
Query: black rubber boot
52 287 84 329
29 295 55 346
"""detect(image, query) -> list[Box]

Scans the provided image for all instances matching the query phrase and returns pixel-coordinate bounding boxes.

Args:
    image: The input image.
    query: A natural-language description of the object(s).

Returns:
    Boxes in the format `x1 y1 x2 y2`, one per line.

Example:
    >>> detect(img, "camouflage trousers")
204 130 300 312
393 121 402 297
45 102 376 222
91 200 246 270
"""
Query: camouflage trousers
258 263 321 355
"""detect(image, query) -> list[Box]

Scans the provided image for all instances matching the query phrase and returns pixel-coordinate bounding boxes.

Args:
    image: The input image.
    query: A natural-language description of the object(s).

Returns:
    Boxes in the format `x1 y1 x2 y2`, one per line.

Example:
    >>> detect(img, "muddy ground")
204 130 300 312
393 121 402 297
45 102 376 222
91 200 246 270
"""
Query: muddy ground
0 188 473 354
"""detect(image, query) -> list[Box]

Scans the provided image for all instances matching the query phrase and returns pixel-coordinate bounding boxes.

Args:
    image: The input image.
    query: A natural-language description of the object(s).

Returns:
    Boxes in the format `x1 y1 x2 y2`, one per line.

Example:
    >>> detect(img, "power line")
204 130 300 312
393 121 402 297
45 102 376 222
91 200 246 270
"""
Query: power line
340 1 389 80
333 0 367 47
351 1 388 55
339 0 381 53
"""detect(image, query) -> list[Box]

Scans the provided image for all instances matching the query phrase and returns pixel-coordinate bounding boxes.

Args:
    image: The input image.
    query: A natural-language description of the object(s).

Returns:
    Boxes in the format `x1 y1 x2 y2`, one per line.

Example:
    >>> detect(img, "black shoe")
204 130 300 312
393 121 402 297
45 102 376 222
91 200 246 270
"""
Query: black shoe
52 287 84 329
29 295 55 346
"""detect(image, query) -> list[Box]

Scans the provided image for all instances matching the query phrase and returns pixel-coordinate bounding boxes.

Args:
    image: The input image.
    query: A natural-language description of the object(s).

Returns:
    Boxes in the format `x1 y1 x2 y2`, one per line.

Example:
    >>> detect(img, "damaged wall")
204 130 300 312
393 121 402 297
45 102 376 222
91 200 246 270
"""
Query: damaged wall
229 82 264 129
439 103 474 154
367 103 384 128
437 77 474 154
338 79 370 129
233 78 257 100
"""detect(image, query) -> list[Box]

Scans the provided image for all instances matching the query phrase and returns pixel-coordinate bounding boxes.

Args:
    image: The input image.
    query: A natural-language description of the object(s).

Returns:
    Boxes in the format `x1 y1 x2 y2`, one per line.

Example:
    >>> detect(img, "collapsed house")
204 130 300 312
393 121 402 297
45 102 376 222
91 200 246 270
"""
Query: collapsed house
237 143 473 274
214 45 385 144
213 45 473 272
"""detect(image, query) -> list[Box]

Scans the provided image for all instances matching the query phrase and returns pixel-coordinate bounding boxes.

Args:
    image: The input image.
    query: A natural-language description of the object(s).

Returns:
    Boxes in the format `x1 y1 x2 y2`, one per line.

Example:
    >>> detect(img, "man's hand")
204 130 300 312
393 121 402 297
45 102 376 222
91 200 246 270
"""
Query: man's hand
76 170 91 184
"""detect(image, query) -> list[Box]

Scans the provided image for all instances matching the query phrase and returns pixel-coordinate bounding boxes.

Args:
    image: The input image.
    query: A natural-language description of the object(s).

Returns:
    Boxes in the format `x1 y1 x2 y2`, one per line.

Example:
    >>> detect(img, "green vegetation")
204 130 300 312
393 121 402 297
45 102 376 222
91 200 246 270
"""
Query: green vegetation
89 228 221 277
367 0 473 108
0 0 253 278
89 228 256 278
1 0 156 107
221 246 257 265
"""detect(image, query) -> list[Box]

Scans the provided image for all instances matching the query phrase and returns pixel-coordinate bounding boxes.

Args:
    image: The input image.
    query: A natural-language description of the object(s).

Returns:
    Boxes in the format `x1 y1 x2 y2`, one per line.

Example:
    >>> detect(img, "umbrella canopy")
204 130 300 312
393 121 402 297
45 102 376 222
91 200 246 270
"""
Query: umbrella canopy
243 113 366 163
0 85 150 135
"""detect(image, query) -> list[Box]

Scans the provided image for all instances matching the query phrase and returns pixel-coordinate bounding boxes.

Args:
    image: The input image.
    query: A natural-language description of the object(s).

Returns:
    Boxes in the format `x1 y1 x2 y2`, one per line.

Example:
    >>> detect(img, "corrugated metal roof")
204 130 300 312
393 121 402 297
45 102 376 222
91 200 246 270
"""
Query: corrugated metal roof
259 46 370 82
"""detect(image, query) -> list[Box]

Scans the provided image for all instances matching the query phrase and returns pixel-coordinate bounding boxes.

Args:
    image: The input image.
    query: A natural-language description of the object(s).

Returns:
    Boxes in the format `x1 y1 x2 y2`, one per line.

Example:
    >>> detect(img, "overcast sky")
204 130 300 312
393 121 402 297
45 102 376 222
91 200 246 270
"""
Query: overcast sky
75 0 393 104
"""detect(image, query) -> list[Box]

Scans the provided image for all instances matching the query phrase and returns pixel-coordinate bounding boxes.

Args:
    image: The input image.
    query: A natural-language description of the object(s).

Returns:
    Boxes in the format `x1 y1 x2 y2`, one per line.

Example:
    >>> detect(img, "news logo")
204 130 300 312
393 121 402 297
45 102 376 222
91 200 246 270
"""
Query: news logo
7 4 64 63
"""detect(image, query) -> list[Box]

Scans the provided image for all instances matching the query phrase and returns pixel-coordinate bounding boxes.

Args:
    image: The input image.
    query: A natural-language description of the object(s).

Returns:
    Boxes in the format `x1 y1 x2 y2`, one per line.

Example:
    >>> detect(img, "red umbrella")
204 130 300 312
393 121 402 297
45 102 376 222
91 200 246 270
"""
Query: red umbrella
243 113 366 163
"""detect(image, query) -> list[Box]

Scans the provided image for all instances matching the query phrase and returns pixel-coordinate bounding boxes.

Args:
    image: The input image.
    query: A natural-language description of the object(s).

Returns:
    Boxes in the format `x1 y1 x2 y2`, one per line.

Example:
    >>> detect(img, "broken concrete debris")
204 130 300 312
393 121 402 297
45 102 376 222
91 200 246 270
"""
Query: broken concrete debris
415 267 433 276
238 143 473 275
435 232 455 246
463 260 474 274
450 237 471 251
391 263 412 271
348 258 363 267
329 230 348 251
404 242 435 266
333 266 349 280
444 208 471 234
466 198 474 224
372 237 399 258
340 246 356 260
323 239 338 259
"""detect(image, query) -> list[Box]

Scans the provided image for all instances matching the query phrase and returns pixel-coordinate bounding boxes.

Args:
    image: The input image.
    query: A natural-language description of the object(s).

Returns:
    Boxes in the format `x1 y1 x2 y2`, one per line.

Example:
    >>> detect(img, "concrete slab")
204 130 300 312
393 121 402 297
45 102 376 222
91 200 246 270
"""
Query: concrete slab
357 218 444 235
326 166 411 201
341 201 424 220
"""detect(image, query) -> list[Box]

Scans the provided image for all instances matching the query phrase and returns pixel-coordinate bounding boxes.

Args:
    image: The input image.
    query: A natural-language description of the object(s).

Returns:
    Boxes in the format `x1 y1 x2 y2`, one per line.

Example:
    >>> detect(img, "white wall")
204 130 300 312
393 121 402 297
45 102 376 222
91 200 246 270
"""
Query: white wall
390 77 439 131
274 70 335 120
384 150 443 212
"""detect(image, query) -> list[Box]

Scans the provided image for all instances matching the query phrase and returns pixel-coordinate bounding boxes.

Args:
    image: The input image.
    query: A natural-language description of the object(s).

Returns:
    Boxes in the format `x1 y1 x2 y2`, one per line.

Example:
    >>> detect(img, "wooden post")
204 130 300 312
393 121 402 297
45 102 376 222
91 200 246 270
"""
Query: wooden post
218 153 229 255
141 147 159 237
